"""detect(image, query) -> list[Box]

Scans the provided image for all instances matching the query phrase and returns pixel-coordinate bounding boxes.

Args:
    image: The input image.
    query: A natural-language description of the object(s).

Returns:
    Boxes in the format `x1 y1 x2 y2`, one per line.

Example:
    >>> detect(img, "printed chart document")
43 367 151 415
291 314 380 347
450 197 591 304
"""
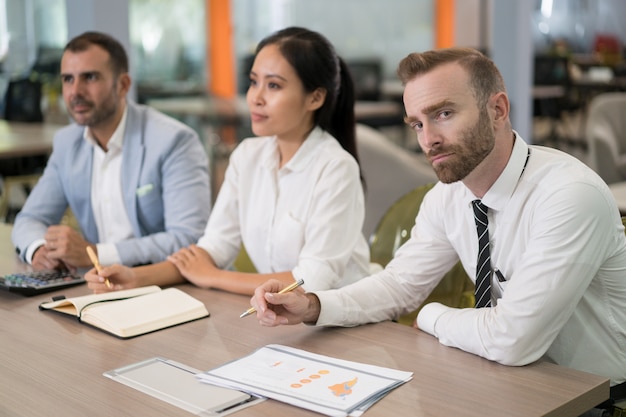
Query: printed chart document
39 286 209 338
197 344 413 417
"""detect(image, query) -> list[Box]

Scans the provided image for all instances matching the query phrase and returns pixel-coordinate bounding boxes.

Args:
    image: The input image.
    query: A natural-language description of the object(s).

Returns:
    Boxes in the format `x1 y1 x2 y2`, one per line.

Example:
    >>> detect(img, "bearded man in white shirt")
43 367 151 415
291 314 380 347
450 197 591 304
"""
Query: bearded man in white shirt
249 47 626 414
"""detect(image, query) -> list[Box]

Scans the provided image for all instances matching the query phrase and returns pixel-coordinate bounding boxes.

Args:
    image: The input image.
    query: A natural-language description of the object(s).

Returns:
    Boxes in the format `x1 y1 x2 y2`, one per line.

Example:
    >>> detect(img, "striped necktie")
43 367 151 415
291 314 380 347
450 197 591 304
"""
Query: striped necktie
472 200 492 308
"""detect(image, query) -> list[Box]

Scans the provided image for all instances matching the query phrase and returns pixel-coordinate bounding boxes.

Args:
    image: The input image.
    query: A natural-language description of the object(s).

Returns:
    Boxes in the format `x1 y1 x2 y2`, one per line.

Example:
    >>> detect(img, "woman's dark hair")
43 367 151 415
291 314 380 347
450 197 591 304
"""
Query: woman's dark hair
255 27 359 165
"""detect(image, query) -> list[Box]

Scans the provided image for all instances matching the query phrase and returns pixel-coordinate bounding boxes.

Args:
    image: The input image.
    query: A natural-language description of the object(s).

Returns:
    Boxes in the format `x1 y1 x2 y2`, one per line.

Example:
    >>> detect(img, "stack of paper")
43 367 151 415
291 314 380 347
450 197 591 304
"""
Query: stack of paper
197 344 413 417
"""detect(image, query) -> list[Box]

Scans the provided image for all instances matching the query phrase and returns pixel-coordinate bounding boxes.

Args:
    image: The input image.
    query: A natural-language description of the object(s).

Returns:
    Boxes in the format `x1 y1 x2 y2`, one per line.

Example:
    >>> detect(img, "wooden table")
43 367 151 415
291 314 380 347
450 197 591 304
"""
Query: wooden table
0 224 609 417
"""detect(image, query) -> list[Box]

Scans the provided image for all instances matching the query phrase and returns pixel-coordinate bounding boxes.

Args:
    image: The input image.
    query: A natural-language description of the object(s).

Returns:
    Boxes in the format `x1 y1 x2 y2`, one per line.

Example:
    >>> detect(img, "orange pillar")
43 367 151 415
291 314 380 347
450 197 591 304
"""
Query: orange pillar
207 0 236 98
435 0 455 49
206 0 237 146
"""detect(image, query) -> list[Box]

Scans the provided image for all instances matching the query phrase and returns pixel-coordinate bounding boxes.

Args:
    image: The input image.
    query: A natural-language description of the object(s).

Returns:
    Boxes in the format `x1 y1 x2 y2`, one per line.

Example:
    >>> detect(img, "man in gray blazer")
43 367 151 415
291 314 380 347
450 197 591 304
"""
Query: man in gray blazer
12 31 211 271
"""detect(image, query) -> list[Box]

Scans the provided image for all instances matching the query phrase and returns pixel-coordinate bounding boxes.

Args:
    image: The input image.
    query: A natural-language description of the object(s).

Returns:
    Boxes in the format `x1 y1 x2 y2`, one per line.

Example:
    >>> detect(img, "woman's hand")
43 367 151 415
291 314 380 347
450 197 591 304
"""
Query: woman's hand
168 244 217 288
84 264 136 293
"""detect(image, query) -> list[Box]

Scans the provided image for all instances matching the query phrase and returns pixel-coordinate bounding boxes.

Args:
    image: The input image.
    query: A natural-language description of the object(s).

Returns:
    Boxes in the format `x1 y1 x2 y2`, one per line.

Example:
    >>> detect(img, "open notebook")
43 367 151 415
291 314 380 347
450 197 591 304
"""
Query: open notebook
39 286 209 338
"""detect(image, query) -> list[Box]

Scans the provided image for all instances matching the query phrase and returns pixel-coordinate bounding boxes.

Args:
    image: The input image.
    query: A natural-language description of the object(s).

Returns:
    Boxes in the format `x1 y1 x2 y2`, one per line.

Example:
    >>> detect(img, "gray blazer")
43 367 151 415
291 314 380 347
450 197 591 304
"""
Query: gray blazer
12 101 211 266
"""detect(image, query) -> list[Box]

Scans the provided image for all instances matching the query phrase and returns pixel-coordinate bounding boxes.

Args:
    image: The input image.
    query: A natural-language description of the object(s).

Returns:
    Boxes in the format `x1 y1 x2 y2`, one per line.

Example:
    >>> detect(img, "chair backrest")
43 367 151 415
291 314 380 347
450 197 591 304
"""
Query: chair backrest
369 183 434 266
233 243 256 273
533 54 571 86
369 183 474 325
237 54 255 95
347 58 383 101
356 123 437 239
585 92 626 184
3 78 44 123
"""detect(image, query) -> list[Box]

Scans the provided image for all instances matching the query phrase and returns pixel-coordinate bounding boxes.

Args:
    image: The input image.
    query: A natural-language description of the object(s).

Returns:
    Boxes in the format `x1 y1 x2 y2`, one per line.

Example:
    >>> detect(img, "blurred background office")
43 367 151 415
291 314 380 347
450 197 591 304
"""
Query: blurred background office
2 0 626 221
1 0 625 136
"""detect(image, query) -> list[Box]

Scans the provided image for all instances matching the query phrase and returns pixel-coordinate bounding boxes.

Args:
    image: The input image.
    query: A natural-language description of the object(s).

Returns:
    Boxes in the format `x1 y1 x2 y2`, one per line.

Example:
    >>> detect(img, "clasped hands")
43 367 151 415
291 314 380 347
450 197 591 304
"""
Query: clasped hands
32 225 92 272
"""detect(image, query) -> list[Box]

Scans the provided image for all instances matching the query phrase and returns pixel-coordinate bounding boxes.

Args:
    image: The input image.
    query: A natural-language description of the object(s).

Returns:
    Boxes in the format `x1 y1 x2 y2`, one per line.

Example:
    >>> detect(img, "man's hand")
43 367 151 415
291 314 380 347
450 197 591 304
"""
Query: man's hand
250 279 321 327
85 264 136 294
44 225 93 268
32 245 69 271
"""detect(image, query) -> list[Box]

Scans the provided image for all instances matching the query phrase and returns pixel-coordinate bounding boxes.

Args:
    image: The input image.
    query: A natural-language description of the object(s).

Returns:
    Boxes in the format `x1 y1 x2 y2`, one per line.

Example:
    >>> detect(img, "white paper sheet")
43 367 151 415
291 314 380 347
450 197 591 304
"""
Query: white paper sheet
197 344 413 417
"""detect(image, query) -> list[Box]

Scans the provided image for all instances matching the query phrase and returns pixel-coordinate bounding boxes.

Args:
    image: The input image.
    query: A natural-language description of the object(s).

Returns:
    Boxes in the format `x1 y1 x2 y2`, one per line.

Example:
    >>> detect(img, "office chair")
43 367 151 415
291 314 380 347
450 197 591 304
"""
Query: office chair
237 54 255 95
0 142 48 223
356 123 437 238
3 77 44 123
346 58 383 101
369 183 474 326
347 59 404 129
0 174 41 223
585 92 626 184
233 244 256 273
0 77 48 221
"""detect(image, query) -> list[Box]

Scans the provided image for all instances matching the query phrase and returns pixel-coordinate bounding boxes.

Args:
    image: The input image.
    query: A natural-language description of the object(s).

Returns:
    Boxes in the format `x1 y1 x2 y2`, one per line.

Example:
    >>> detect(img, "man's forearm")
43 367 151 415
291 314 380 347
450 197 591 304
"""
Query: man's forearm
303 293 321 324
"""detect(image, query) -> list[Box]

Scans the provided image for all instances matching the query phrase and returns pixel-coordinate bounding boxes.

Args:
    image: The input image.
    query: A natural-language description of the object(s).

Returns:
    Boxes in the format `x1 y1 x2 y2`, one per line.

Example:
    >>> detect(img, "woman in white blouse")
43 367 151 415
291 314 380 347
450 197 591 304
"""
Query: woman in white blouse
85 27 370 295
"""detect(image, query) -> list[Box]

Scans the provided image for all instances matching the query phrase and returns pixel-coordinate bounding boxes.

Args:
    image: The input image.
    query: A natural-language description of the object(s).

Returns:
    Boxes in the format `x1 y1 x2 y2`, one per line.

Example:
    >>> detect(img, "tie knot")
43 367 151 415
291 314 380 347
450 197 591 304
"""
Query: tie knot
472 200 488 217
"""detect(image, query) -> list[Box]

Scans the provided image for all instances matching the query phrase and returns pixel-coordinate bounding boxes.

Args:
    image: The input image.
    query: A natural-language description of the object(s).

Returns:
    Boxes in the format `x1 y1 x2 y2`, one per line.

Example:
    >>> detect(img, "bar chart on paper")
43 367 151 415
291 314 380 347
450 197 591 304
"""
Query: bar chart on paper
197 344 413 417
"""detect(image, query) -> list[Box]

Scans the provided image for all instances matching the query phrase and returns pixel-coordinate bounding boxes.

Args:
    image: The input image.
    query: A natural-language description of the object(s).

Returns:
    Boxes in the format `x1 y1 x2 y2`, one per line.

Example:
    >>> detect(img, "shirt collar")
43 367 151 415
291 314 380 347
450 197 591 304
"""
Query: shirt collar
83 104 129 153
262 126 326 173
480 130 529 211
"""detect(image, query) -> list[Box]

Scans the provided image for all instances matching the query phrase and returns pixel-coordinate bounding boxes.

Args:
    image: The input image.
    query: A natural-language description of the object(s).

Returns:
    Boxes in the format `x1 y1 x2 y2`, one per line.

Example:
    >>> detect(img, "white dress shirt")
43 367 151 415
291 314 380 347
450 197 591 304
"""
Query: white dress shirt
89 107 133 265
196 127 370 291
315 133 626 386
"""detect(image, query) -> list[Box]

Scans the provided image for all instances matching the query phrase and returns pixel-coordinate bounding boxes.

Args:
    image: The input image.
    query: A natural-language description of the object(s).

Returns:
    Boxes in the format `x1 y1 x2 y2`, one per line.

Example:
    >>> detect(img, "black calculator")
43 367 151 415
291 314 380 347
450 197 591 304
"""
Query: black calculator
0 270 85 296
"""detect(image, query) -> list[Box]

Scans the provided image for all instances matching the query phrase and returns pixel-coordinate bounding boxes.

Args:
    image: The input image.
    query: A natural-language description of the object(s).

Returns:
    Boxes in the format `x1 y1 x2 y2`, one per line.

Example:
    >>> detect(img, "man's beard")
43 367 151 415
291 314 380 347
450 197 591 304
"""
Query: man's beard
69 86 119 127
428 109 495 184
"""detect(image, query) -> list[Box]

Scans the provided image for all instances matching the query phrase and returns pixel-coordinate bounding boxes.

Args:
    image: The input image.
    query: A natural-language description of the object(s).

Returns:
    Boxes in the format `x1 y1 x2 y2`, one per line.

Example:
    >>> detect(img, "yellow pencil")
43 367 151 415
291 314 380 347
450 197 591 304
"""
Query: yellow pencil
239 279 304 318
86 246 111 289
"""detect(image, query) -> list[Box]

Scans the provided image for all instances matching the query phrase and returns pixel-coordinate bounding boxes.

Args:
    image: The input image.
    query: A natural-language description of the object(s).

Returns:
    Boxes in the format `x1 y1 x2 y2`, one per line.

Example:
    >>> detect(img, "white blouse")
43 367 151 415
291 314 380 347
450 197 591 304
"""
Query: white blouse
197 127 370 291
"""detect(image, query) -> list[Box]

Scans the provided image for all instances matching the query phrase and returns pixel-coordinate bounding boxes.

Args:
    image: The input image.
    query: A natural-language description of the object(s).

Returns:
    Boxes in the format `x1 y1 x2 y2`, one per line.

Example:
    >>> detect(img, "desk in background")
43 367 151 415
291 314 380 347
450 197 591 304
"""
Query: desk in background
0 120 61 160
0 121 64 221
383 78 571 101
0 224 609 417
147 95 249 127
381 79 404 99
147 95 404 129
